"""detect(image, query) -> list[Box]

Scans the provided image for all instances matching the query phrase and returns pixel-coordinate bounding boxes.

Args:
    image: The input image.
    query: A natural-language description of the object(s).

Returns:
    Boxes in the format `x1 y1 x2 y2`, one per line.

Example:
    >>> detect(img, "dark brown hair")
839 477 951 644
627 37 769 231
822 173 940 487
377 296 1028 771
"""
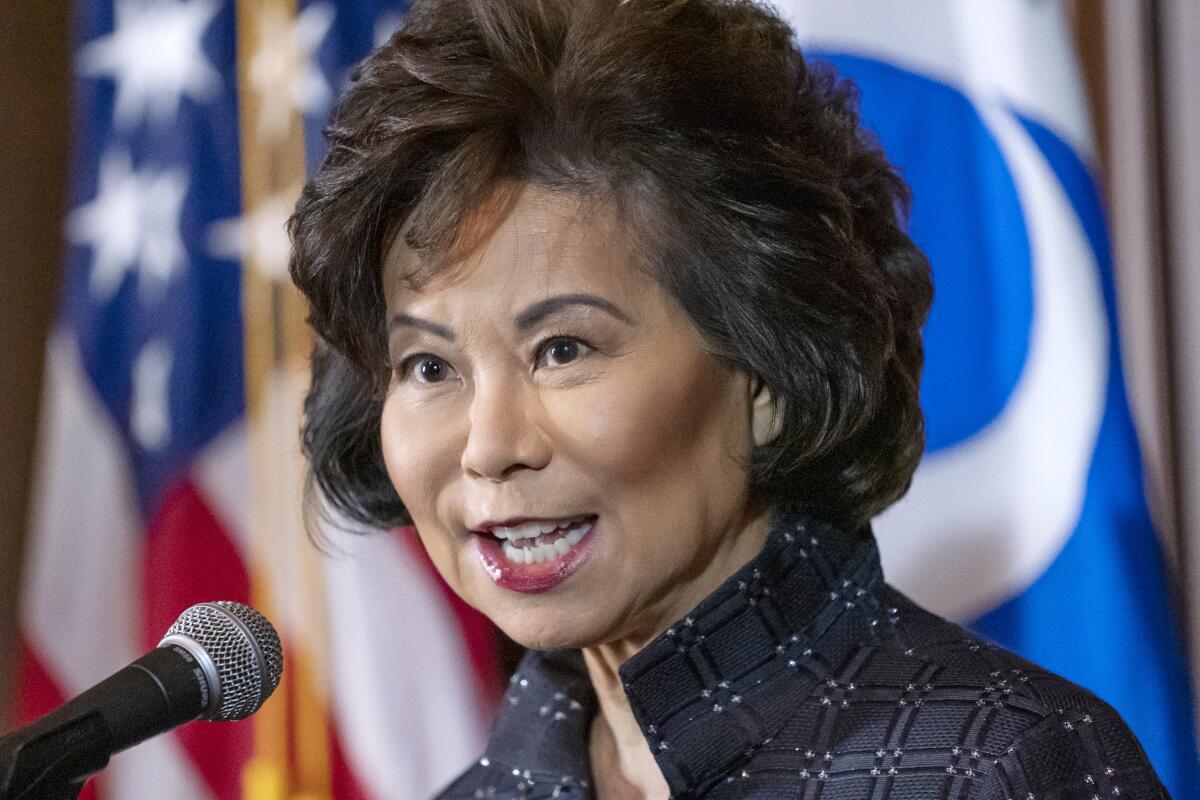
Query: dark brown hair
288 0 933 533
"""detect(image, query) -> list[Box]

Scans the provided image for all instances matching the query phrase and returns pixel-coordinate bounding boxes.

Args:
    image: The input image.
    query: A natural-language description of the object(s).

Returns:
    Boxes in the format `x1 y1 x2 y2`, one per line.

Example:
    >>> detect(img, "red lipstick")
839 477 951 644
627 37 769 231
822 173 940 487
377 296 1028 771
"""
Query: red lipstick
469 517 596 593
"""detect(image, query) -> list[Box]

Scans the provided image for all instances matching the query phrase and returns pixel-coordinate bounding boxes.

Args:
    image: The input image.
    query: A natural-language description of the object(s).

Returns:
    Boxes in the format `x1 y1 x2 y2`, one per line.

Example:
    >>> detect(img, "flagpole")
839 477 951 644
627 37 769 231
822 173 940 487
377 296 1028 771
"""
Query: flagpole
234 0 333 798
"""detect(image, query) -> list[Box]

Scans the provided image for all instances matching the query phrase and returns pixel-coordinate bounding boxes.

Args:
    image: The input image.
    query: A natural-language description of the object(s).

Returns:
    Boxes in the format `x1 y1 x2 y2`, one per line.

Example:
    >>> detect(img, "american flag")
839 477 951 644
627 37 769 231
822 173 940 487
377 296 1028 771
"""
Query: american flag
13 1 498 797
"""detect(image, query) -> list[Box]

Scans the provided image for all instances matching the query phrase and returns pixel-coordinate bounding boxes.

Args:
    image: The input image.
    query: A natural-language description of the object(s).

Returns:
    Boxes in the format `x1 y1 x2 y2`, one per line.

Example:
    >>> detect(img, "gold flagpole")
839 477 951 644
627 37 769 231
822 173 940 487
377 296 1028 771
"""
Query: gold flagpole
235 1 332 798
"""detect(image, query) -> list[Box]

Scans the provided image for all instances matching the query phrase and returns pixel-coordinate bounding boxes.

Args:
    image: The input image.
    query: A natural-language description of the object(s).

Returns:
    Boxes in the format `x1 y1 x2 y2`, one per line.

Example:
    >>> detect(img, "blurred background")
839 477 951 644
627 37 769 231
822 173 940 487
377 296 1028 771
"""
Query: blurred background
1 1 1198 798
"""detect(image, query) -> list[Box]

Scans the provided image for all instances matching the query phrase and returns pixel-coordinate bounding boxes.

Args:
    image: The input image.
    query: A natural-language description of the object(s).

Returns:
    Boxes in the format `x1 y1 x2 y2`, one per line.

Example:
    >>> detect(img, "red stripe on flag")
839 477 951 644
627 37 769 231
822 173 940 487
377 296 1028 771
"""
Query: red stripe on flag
329 721 373 800
142 478 251 644
143 477 252 800
12 636 65 727
12 636 102 800
396 526 503 711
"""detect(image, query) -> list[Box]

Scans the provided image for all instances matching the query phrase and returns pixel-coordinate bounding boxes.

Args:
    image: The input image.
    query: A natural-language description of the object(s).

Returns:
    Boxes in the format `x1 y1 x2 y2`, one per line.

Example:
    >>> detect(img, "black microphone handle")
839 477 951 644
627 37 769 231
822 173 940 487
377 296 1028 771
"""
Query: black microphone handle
0 644 207 800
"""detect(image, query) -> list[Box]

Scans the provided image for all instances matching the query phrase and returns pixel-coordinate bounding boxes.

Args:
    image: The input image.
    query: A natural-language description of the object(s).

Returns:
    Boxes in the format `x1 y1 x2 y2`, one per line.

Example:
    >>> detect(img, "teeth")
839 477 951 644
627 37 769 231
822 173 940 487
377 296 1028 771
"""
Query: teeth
494 522 538 541
499 521 592 565
492 515 588 541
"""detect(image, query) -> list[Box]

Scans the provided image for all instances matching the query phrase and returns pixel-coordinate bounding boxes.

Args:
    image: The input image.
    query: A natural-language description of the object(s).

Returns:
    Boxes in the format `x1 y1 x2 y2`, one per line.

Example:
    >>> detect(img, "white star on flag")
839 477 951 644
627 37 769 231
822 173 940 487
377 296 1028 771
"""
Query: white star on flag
77 0 223 130
207 189 299 280
68 149 191 301
249 2 335 141
131 339 174 451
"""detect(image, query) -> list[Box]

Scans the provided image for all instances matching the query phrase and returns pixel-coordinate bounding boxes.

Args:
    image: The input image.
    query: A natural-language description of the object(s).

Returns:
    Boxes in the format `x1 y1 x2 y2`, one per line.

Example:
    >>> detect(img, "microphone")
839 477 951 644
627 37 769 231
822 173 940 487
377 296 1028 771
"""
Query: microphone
0 601 283 800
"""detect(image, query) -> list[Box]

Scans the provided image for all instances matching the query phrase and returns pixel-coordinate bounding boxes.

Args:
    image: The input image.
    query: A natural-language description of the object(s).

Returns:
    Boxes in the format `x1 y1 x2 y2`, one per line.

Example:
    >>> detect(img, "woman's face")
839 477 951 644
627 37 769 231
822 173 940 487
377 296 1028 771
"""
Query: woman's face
380 184 771 650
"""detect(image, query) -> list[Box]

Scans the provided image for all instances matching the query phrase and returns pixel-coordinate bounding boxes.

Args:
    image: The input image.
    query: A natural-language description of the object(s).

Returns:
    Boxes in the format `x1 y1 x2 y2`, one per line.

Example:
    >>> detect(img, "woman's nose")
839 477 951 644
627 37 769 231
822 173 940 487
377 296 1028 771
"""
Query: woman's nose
460 378 552 481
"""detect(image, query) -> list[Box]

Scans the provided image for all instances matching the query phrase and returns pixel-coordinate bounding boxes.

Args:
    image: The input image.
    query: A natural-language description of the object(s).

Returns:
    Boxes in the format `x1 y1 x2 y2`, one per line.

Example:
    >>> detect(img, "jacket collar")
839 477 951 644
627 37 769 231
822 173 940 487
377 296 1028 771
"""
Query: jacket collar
484 511 889 796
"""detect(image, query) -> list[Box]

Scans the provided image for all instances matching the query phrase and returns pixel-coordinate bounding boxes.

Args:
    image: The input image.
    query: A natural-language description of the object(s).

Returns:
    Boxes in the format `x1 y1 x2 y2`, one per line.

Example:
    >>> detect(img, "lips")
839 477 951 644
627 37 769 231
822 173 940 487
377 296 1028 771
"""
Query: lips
469 515 597 593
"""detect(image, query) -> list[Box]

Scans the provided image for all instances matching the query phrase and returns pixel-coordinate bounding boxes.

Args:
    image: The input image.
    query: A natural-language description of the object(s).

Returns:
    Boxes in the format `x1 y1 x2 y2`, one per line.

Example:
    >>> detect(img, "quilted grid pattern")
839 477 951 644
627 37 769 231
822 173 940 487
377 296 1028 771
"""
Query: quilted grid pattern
436 514 1170 800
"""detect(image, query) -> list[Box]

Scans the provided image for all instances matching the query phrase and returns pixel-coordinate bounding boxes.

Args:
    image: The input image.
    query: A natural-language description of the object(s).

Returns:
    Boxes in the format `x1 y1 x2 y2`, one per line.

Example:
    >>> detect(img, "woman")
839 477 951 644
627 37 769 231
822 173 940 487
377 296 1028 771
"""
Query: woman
288 0 1169 797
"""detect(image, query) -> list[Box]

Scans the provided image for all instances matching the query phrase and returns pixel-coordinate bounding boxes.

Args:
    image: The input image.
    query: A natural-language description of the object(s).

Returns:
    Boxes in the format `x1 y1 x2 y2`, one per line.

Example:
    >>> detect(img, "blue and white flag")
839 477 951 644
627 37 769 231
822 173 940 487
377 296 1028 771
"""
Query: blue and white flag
778 2 1198 795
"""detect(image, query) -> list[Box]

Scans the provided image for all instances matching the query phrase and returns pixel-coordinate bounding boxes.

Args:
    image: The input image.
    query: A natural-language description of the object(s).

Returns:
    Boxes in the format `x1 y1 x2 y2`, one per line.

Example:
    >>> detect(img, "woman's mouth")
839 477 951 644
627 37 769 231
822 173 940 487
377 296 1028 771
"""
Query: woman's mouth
494 515 594 564
469 515 597 593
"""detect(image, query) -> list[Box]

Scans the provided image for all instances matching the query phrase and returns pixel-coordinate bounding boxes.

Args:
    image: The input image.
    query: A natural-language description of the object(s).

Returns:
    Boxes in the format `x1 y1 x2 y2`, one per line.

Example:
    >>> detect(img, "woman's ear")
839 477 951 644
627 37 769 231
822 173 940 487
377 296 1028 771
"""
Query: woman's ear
750 375 784 446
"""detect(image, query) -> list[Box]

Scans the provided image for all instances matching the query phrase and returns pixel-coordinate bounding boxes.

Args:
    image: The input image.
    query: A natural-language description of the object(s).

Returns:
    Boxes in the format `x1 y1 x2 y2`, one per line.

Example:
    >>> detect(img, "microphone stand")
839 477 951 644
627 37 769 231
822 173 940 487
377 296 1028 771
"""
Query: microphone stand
0 645 204 799
0 706 112 800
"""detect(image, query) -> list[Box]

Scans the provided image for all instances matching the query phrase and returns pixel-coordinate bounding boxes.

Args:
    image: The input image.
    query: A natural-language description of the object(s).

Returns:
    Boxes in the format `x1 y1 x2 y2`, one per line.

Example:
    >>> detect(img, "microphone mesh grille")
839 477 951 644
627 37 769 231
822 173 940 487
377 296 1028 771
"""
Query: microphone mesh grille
166 601 284 721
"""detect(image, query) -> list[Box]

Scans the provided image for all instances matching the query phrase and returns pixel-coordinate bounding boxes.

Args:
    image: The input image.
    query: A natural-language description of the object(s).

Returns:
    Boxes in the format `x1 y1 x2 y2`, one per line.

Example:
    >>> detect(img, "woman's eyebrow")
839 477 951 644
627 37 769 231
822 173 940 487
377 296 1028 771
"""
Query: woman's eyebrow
388 314 456 342
514 293 634 331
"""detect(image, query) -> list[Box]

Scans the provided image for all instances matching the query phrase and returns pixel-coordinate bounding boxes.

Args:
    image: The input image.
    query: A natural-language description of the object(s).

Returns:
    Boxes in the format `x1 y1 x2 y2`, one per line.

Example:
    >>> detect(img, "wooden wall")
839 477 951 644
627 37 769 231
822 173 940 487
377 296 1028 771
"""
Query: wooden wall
0 4 70 722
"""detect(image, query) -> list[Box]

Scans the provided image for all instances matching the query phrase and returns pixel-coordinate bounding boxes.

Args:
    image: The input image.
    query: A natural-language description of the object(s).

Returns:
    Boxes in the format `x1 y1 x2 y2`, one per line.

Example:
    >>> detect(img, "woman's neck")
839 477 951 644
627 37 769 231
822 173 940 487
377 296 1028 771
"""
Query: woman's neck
579 505 775 797
582 643 670 799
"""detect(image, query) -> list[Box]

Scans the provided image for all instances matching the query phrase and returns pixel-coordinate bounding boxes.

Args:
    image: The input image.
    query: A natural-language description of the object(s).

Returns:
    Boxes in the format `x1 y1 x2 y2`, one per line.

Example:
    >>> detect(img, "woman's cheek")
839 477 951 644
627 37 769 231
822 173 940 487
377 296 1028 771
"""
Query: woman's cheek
540 373 668 482
380 402 469 592
380 395 460 520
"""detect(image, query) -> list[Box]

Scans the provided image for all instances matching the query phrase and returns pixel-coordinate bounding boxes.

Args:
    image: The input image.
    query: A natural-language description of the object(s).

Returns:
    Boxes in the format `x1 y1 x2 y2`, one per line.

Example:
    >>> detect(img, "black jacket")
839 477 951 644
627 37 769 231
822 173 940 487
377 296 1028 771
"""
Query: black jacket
435 512 1170 799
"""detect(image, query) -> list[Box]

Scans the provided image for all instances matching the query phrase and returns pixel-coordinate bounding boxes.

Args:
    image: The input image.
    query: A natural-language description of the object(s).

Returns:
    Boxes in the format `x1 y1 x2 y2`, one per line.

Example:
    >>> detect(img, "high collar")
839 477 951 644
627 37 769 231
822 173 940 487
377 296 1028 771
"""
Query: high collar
483 511 890 797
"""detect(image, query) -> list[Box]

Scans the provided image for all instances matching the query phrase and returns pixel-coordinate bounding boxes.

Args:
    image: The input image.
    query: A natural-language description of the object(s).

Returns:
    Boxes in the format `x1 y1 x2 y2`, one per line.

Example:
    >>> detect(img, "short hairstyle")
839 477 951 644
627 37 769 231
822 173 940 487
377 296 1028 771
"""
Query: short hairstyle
288 0 933 534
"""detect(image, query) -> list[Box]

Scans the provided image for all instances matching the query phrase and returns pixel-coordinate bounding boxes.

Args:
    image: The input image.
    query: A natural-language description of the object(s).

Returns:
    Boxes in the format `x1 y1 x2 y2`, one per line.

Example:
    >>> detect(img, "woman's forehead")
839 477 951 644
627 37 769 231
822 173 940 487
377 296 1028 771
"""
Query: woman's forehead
383 184 640 304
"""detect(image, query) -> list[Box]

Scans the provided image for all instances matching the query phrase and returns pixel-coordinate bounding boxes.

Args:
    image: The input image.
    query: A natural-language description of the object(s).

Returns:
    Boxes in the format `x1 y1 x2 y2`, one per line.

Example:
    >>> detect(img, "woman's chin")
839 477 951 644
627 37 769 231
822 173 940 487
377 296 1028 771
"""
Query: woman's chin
494 611 609 652
454 518 622 649
510 631 583 652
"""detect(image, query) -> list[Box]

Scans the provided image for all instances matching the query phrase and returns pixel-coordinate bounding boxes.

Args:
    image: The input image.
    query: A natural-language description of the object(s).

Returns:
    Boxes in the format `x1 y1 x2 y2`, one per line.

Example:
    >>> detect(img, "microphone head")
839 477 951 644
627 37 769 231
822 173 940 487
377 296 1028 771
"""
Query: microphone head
160 601 284 721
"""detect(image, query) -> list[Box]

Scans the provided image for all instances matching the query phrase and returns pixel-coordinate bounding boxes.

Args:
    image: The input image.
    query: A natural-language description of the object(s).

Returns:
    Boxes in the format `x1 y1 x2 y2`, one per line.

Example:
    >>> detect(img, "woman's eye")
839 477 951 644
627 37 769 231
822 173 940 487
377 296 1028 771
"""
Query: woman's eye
400 354 454 384
537 336 590 368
